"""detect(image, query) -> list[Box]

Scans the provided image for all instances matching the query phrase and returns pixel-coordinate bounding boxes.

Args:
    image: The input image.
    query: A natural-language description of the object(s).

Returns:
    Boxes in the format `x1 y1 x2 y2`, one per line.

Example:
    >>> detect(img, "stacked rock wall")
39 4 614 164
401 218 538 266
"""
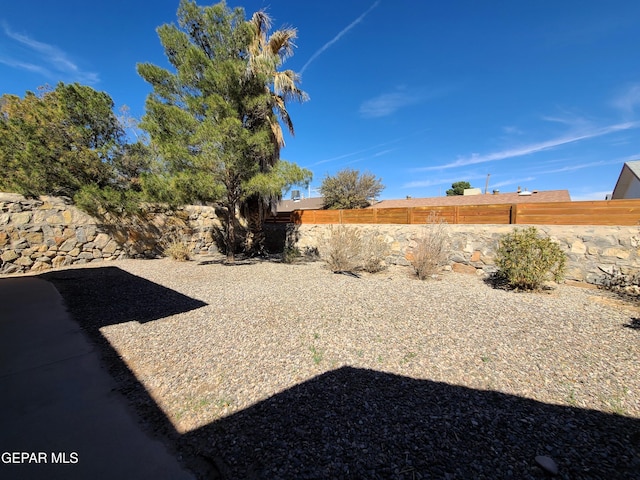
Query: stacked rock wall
282 223 640 284
0 193 221 275
3 191 639 284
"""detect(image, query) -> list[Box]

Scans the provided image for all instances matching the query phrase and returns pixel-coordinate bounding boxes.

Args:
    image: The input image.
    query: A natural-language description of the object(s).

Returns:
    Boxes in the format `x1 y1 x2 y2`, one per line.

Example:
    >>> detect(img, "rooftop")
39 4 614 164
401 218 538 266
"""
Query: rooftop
276 197 325 212
367 190 571 209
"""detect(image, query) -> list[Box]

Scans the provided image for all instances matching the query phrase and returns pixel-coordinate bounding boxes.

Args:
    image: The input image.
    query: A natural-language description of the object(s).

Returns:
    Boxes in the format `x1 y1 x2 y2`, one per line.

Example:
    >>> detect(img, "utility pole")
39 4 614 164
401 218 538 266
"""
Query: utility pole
484 174 490 194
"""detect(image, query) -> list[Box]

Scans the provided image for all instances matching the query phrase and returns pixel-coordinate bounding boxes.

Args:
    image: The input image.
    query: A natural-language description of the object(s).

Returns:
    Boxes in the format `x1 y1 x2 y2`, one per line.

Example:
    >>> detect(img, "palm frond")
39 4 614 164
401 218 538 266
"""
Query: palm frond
273 70 309 102
272 95 294 136
266 29 297 60
248 10 271 50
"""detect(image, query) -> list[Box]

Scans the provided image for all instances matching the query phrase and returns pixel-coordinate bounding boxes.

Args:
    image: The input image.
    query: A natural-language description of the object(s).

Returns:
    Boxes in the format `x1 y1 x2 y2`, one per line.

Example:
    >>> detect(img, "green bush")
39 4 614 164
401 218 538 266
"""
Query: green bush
282 246 301 264
495 227 566 290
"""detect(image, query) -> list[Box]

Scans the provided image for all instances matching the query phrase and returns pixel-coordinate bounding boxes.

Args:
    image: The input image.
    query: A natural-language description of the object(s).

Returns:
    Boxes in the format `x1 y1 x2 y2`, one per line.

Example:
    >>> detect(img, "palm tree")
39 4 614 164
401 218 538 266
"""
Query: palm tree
242 11 308 255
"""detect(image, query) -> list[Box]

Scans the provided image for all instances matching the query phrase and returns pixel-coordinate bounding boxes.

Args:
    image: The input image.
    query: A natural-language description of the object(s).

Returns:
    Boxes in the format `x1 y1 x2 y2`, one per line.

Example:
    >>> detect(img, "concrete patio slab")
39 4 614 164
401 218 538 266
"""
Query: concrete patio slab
0 277 194 480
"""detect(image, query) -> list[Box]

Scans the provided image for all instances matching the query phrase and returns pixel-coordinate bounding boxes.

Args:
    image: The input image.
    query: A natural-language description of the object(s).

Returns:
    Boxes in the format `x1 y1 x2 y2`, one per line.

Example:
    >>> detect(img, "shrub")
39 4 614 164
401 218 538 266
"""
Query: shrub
323 225 363 272
361 234 390 273
495 226 566 290
600 266 640 296
410 211 449 280
282 246 301 264
163 239 190 261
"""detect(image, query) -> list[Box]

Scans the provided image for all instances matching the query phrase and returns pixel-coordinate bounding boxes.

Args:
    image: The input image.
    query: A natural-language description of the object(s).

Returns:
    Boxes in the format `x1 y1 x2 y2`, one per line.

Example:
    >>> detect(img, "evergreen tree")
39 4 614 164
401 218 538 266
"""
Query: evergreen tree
446 181 472 196
137 0 310 262
0 83 124 198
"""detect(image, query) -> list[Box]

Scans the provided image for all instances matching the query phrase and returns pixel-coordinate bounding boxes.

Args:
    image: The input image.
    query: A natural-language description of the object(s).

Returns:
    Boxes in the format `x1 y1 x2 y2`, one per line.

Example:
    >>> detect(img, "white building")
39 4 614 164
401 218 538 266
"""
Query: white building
611 160 640 199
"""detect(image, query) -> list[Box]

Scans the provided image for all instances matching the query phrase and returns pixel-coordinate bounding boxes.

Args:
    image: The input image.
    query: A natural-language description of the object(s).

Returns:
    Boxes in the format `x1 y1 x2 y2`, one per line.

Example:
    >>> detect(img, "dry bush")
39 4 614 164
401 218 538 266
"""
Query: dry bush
162 238 191 261
410 211 449 280
323 225 362 272
361 233 390 273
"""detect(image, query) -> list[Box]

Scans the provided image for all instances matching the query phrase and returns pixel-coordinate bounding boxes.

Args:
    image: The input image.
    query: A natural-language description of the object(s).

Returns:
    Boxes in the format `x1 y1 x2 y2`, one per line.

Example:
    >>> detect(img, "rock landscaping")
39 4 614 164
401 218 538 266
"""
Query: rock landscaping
41 257 640 479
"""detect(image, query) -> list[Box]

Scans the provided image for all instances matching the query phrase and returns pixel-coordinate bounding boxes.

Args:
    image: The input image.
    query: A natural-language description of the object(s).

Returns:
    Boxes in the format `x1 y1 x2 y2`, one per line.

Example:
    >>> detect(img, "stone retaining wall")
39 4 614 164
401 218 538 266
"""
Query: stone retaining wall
282 223 640 284
3 191 639 284
0 193 221 275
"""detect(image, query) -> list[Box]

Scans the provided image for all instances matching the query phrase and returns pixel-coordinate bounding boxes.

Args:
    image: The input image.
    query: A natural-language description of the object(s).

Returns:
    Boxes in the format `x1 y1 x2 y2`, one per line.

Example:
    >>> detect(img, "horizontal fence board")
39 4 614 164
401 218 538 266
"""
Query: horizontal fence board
265 199 640 226
513 200 640 226
342 209 376 224
515 215 636 226
375 208 409 224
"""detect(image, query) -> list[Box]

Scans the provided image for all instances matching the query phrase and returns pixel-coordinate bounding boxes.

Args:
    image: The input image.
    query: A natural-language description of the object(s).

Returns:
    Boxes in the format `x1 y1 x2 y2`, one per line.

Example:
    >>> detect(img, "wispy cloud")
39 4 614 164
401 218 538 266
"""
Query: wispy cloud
307 129 427 168
572 191 612 201
488 177 536 189
299 1 380 75
612 83 640 117
403 173 488 189
0 22 99 84
534 160 609 175
502 125 523 135
414 121 640 171
308 146 374 167
359 88 420 118
540 111 592 129
534 155 640 176
372 149 394 157
360 85 451 118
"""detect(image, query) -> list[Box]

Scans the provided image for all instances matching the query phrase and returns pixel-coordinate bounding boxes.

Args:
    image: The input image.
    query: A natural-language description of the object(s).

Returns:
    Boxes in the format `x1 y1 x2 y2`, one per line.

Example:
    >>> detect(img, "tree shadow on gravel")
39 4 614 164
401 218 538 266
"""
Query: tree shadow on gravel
185 366 640 480
34 268 640 479
625 317 640 330
196 257 259 267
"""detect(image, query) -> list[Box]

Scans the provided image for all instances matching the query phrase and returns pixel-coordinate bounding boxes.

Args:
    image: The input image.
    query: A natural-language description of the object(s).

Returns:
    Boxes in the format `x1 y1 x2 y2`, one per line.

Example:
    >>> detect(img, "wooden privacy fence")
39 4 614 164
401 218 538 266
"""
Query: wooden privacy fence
266 199 640 226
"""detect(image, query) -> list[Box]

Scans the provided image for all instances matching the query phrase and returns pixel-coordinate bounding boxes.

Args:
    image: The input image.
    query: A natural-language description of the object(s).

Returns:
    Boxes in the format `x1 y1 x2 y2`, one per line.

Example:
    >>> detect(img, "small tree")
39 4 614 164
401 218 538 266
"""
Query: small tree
446 181 471 196
495 227 566 291
137 0 309 263
320 168 384 209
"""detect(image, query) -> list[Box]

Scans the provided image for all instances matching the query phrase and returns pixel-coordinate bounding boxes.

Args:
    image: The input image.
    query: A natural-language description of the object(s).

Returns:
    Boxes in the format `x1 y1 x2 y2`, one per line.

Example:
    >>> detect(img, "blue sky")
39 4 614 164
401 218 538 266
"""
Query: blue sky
1 1 639 200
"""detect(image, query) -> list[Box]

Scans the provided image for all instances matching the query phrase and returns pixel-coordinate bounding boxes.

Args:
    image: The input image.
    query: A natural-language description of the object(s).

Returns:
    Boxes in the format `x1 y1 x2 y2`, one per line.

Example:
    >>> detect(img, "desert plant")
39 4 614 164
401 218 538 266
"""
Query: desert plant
361 233 390 273
599 265 640 296
495 226 566 290
323 225 362 272
410 211 449 280
163 239 191 261
282 246 301 264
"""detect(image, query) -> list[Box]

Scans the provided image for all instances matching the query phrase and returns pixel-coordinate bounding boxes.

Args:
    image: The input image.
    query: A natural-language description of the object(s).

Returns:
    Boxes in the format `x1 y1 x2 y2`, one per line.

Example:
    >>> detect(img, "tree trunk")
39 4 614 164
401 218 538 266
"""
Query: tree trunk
244 194 266 257
226 200 236 264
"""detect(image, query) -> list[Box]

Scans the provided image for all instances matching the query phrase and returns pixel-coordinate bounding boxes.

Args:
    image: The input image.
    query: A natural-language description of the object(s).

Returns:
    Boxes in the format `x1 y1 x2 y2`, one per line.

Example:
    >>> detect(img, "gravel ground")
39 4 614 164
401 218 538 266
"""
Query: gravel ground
41 257 640 479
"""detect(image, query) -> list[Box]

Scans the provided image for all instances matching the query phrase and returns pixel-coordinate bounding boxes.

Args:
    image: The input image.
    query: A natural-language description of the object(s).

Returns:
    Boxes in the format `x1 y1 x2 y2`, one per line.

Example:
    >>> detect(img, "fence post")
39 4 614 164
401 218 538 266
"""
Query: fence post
339 209 343 224
509 204 518 224
374 208 378 224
